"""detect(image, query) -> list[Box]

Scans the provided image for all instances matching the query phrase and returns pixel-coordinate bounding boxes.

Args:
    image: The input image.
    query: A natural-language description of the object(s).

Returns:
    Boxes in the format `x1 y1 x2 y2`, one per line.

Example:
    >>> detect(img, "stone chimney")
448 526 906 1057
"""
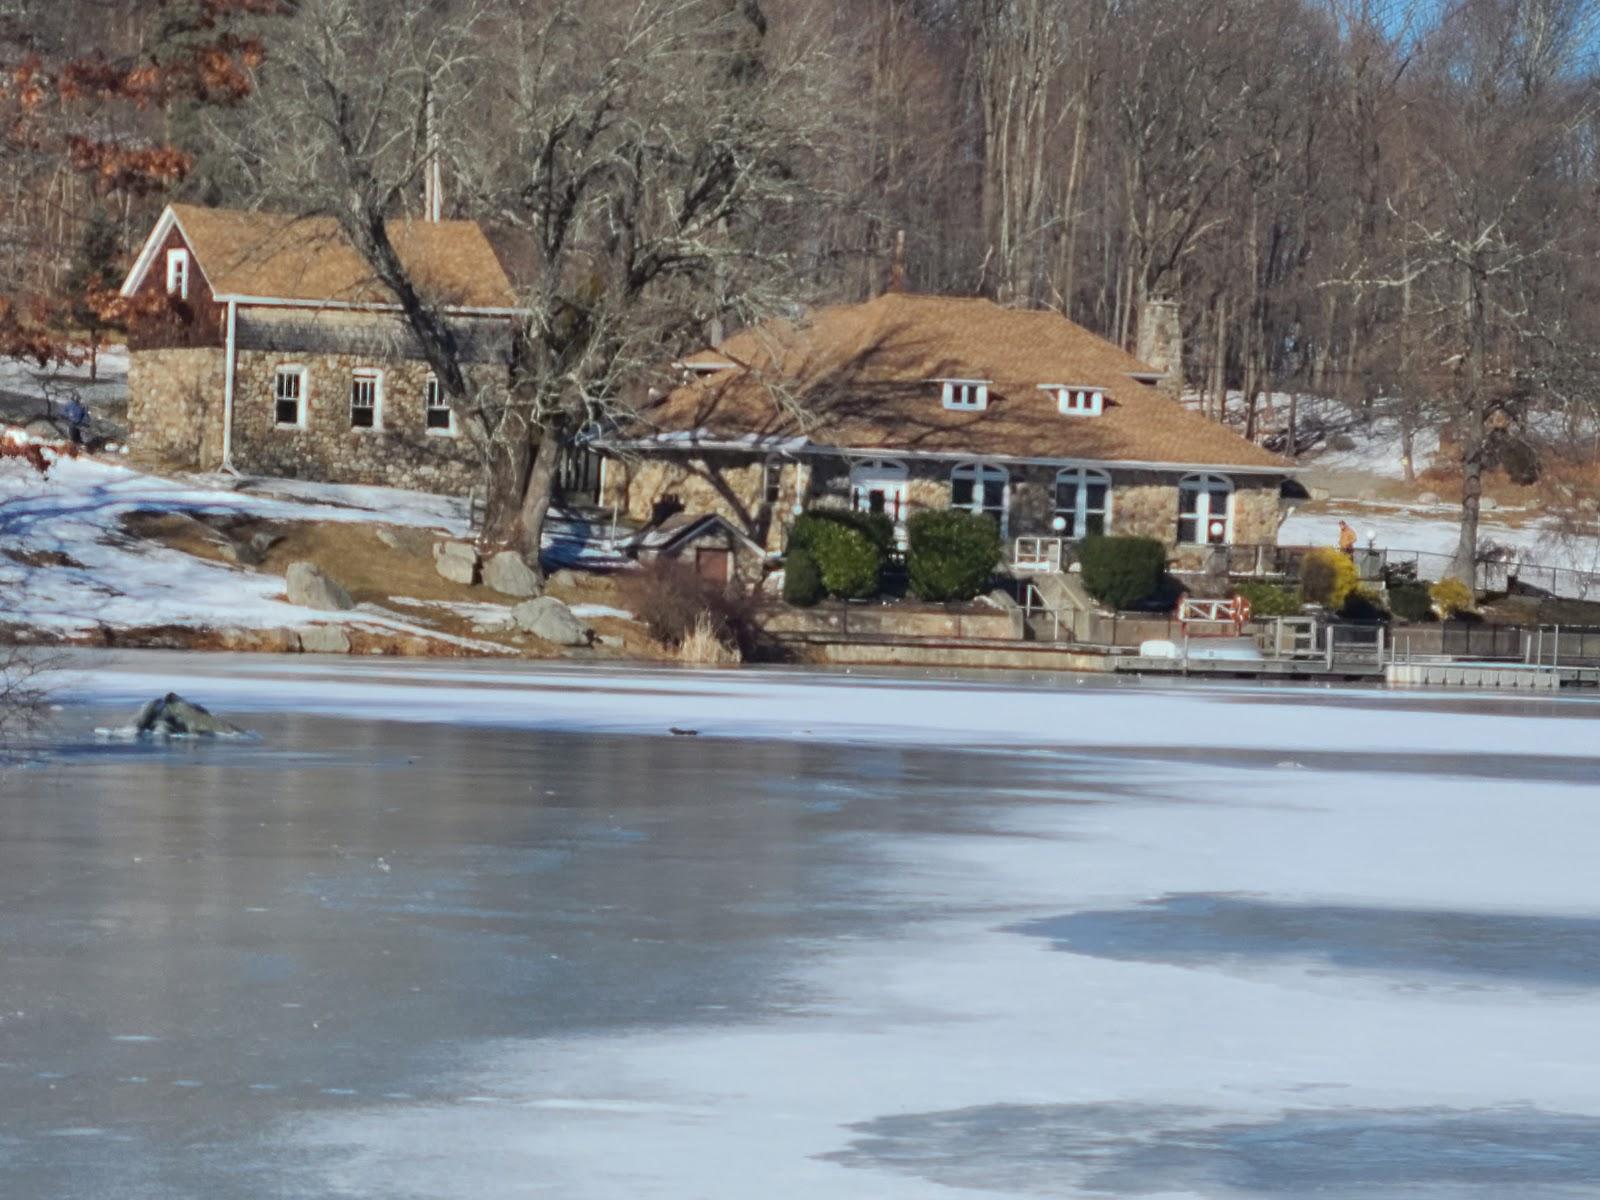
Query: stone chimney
1136 294 1182 398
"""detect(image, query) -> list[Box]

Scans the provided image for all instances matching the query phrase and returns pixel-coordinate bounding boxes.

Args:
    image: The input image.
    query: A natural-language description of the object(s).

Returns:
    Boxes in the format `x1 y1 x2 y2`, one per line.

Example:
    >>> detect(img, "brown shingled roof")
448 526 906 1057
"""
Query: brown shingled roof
647 293 1286 471
165 204 519 310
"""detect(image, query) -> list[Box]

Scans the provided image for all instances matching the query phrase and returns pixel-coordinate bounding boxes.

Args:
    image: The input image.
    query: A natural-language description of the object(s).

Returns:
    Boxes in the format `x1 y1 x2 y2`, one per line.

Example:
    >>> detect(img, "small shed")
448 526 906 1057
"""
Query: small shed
629 513 768 587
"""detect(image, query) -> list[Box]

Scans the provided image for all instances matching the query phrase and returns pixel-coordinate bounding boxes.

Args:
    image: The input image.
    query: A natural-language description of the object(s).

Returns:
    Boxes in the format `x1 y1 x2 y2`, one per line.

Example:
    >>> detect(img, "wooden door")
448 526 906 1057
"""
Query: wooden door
695 547 732 585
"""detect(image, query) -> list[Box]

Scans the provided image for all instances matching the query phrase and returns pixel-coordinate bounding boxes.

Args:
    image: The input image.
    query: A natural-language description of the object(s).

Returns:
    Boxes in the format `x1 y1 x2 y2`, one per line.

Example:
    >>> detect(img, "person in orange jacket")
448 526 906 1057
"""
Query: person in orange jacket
1338 519 1357 556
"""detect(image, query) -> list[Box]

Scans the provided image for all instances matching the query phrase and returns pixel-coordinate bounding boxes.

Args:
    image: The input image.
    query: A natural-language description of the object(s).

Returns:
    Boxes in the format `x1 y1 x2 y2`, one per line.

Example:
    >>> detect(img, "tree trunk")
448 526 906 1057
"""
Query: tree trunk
480 419 533 546
514 428 564 567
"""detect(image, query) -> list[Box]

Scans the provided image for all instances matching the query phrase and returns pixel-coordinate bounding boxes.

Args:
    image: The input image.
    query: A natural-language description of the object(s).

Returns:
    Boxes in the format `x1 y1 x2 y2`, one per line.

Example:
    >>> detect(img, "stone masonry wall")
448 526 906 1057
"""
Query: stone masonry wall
230 350 484 494
599 452 807 551
127 348 227 470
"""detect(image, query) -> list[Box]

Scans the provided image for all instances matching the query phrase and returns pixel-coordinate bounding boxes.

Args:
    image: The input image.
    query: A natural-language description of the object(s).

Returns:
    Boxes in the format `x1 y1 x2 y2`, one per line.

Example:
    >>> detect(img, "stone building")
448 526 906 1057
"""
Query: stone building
596 292 1292 571
117 204 523 493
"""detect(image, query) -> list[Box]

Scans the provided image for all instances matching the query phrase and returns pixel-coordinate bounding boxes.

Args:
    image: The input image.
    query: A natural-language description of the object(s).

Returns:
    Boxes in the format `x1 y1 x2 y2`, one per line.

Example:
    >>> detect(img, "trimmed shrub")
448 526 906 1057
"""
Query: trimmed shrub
1388 580 1435 623
1078 535 1167 611
1300 546 1360 610
905 510 1001 602
792 508 894 556
790 513 882 599
782 548 824 607
1430 576 1475 617
1340 586 1390 621
1233 580 1301 617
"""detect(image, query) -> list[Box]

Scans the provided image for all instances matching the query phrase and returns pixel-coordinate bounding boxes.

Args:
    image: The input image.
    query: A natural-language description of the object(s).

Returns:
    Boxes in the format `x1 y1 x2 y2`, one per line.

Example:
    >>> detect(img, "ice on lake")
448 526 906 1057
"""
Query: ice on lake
4 652 1600 1198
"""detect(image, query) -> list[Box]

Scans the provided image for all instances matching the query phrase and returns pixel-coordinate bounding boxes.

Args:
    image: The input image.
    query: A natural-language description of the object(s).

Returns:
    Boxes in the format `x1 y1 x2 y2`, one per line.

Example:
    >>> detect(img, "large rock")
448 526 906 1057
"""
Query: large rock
546 568 580 591
298 624 352 654
433 540 480 585
285 561 355 611
1418 491 1440 505
1479 496 1499 512
512 596 591 646
129 693 244 737
483 550 542 598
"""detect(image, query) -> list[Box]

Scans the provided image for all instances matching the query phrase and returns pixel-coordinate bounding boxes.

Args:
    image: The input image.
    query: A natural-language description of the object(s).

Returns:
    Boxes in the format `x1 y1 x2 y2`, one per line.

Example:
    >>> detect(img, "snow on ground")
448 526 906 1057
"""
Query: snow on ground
570 603 635 621
0 454 476 634
1284 499 1600 575
54 656 1600 1198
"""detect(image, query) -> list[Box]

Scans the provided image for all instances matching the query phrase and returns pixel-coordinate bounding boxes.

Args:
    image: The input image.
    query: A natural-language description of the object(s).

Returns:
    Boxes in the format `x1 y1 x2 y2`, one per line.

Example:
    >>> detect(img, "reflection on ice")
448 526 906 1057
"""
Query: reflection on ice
828 1103 1600 1198
1014 894 1600 989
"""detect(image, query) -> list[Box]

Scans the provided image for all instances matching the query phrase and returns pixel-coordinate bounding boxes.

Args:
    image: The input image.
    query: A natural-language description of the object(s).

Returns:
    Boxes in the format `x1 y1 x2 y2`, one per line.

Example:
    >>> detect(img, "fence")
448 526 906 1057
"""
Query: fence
1438 621 1600 665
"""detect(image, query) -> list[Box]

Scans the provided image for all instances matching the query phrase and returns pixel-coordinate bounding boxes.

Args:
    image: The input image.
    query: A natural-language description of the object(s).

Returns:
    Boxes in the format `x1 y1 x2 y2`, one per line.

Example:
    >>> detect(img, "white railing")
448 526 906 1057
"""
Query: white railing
1013 536 1064 573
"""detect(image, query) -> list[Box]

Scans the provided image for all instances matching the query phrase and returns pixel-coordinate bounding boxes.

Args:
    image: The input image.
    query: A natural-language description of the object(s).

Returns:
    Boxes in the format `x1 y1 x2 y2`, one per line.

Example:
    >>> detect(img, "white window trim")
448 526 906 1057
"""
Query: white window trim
165 248 190 300
1178 472 1234 546
949 460 1010 535
424 374 456 437
350 369 385 432
848 457 910 526
762 454 785 505
272 365 308 430
1041 384 1105 416
1054 467 1112 538
938 379 990 412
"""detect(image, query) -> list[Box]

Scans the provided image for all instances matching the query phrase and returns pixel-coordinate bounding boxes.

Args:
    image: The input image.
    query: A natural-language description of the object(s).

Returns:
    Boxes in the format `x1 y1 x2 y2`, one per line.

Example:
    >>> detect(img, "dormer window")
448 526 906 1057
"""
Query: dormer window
165 248 189 300
939 379 990 411
1043 385 1104 416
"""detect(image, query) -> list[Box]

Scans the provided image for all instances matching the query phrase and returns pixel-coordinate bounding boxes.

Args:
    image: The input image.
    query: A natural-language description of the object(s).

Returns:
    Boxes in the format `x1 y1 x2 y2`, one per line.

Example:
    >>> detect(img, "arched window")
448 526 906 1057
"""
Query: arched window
1179 473 1233 545
1054 468 1111 538
849 458 909 523
950 462 1009 531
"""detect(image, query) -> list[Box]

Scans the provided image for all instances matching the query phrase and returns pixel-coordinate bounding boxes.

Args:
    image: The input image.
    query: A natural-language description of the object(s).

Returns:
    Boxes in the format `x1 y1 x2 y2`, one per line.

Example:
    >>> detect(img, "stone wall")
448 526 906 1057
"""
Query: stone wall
600 447 1287 558
127 345 490 494
127 348 227 469
600 452 808 551
230 350 484 494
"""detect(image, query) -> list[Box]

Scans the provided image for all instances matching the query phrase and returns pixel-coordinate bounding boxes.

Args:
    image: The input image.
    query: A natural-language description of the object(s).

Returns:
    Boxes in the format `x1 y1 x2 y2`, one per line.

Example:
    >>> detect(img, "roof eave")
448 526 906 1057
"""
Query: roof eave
214 293 529 317
593 432 1296 475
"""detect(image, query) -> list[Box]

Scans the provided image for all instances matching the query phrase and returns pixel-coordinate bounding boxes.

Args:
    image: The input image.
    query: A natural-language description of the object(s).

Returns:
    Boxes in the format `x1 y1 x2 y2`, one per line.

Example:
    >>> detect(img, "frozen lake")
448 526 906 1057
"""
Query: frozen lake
6 653 1600 1198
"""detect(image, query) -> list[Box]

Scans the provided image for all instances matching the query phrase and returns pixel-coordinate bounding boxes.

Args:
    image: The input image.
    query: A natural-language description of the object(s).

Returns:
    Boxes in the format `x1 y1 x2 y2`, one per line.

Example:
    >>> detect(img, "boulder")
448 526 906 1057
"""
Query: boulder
546 568 580 591
483 550 542 598
285 561 356 611
433 540 480 585
1479 497 1499 512
511 596 591 646
129 693 244 737
1418 491 1439 505
298 624 352 654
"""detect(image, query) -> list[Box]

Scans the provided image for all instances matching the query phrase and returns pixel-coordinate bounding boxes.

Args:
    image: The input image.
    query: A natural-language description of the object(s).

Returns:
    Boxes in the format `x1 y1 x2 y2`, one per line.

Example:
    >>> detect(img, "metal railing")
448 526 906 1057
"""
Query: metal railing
1013 536 1065 573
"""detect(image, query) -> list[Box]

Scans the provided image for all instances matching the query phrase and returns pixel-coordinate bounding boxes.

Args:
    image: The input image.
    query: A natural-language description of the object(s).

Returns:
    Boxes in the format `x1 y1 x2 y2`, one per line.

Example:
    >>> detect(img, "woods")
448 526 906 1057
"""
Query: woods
4 0 1600 575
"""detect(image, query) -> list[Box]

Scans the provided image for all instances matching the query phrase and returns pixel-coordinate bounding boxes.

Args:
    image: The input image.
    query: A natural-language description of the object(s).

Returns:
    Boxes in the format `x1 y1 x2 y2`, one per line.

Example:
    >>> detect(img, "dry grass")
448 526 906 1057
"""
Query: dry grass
676 613 741 666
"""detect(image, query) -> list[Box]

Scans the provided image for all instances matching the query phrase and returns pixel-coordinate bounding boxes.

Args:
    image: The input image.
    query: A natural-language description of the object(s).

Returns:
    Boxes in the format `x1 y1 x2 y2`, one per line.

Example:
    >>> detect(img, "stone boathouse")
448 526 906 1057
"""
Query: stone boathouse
596 292 1294 570
117 204 523 494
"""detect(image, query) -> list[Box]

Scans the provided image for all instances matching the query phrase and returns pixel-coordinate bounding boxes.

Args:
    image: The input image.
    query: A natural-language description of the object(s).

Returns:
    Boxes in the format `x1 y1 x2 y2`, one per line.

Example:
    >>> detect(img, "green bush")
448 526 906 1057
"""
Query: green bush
1340 586 1390 621
782 548 824 607
789 513 882 599
1233 580 1301 617
1388 580 1434 622
789 509 893 556
1300 546 1360 609
1078 535 1167 610
905 510 1001 602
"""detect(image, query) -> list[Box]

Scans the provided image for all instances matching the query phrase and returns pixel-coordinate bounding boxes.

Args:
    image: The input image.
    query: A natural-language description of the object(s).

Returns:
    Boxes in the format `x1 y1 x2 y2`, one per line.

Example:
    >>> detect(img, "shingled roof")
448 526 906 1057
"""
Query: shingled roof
641 293 1287 471
122 204 521 312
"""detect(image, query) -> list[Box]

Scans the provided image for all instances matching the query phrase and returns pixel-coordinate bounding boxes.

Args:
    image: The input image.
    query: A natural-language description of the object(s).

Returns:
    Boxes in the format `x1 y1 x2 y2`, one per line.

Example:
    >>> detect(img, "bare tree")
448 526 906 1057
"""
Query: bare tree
218 0 839 572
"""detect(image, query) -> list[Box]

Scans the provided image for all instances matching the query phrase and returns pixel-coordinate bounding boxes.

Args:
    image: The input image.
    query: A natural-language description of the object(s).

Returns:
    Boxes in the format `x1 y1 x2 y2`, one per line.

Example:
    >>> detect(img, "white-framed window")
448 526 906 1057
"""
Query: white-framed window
849 457 909 523
763 455 784 505
350 369 383 430
1179 473 1233 545
424 375 454 435
939 379 990 411
165 248 190 299
1044 385 1104 416
1055 468 1111 538
950 461 1009 532
273 366 307 428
